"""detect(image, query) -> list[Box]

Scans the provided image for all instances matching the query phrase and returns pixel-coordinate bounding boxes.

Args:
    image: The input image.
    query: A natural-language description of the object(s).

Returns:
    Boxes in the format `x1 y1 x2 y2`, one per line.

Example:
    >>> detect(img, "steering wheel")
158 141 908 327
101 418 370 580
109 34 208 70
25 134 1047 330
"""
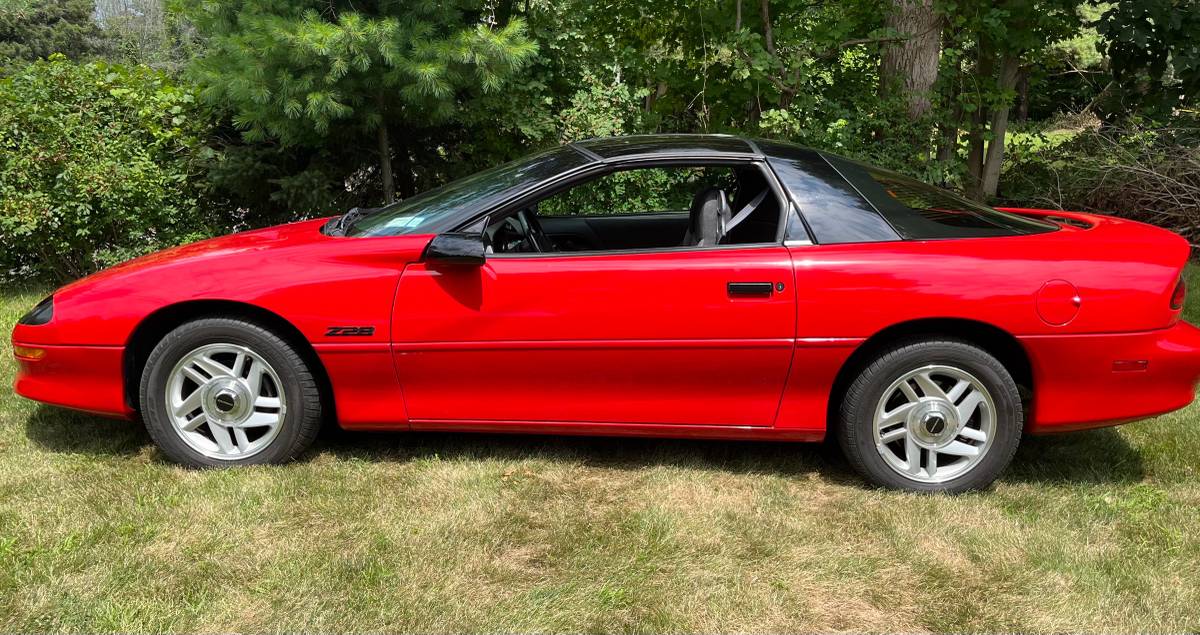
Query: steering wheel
523 209 555 253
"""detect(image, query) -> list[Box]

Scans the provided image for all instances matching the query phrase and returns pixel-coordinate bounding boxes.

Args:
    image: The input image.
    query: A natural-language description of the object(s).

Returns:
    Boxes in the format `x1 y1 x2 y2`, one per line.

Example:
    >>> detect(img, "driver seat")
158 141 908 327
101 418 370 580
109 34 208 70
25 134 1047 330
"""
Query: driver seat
682 187 731 247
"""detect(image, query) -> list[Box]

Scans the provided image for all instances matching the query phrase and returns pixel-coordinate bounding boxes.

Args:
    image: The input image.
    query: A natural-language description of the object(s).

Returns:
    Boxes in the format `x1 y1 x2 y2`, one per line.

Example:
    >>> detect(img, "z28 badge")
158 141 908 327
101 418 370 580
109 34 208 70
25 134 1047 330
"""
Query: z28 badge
324 326 376 337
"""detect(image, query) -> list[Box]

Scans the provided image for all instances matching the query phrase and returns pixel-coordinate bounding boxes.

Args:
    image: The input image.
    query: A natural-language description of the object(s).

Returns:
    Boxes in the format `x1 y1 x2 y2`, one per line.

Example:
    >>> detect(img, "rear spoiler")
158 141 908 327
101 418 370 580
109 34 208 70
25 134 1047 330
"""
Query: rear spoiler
997 207 1097 230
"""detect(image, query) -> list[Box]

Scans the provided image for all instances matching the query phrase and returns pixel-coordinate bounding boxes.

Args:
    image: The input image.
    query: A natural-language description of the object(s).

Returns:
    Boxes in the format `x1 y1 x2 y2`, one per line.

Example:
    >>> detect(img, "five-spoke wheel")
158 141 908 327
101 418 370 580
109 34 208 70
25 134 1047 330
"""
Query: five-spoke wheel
166 343 287 460
140 318 322 467
838 339 1022 493
872 365 996 484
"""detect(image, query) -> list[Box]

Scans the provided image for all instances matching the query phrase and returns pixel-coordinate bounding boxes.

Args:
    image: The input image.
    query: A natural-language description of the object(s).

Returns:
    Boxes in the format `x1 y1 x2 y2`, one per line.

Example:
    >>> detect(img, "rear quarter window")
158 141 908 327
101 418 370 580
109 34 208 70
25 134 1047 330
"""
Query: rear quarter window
823 155 1059 239
758 141 900 244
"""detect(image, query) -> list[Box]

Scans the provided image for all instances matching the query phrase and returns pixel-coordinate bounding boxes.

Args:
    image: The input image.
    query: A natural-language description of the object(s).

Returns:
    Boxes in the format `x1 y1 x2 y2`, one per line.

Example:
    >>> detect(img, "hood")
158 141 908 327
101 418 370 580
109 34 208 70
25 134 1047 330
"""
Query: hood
59 218 337 295
18 218 432 347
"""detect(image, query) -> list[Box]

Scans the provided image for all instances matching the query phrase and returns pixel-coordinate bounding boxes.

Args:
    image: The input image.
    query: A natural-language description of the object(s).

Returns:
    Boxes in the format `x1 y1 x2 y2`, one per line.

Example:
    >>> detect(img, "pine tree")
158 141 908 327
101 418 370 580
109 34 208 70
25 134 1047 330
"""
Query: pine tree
181 0 537 202
0 0 101 66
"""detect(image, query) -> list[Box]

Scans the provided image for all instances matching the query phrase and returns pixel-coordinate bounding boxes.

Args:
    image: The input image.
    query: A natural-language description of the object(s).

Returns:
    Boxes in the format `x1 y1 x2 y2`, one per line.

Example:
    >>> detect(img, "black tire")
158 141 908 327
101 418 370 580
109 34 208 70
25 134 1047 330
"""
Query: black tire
139 317 323 467
837 339 1022 493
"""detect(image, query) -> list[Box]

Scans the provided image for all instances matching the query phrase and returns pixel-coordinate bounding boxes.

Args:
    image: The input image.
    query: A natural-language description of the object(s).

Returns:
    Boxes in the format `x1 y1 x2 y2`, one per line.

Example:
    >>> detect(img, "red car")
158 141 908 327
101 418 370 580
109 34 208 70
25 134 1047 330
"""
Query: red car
11 135 1200 492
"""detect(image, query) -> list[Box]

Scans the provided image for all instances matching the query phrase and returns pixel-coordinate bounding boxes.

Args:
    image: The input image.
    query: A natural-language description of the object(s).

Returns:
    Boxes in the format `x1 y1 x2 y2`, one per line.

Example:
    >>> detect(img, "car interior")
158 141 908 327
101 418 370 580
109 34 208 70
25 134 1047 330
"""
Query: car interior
484 164 782 254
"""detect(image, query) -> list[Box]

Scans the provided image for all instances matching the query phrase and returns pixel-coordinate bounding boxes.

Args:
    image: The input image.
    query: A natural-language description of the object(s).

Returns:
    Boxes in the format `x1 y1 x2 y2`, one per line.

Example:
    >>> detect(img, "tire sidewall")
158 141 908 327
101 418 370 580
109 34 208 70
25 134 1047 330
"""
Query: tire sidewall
140 319 317 467
839 340 1023 493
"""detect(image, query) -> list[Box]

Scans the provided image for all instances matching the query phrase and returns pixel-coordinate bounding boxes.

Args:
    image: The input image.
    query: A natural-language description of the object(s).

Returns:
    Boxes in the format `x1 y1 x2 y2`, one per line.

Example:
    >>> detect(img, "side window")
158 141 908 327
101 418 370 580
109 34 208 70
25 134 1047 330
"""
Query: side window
485 163 783 254
537 166 736 217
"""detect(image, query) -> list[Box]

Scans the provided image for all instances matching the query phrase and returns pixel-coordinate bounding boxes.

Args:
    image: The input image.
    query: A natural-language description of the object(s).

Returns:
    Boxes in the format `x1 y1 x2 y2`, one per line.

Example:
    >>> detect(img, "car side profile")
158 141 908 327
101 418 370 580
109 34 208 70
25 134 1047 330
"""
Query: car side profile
12 134 1200 492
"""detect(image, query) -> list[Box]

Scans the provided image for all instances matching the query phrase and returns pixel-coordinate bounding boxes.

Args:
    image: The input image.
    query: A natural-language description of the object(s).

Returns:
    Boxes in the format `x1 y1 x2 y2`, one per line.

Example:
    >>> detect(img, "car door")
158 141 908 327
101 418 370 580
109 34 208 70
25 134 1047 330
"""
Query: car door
391 245 796 426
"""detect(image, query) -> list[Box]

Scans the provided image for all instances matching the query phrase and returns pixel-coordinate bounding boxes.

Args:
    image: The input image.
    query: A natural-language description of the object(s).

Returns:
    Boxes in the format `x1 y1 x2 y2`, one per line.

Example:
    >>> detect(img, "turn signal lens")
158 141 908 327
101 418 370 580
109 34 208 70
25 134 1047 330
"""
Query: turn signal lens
13 345 46 361
1171 276 1187 311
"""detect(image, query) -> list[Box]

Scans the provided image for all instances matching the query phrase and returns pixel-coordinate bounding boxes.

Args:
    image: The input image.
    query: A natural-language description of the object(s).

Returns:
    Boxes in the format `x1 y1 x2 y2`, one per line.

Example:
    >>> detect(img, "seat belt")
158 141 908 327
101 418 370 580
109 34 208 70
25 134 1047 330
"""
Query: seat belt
721 188 769 238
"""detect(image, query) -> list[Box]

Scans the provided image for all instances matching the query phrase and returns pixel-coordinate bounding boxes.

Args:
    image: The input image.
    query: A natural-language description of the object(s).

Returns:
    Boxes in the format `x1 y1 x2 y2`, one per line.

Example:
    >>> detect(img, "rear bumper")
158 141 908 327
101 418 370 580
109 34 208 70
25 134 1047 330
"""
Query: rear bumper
11 342 133 419
1023 322 1200 433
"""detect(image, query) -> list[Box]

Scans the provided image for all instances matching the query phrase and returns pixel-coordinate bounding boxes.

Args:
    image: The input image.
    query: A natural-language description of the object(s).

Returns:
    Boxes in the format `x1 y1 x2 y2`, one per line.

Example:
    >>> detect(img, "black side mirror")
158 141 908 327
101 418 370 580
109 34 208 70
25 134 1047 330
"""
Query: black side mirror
424 232 486 266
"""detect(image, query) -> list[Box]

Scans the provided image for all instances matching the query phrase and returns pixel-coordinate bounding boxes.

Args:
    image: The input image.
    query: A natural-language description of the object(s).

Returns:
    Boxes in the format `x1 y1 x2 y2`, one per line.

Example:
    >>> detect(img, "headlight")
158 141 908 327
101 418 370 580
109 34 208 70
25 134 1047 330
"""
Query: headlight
18 296 54 326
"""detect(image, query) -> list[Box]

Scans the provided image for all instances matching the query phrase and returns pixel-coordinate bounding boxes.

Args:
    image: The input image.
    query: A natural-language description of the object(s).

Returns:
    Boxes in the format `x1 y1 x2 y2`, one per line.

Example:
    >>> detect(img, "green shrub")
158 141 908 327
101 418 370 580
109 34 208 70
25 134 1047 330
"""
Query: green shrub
0 54 222 280
1002 116 1200 243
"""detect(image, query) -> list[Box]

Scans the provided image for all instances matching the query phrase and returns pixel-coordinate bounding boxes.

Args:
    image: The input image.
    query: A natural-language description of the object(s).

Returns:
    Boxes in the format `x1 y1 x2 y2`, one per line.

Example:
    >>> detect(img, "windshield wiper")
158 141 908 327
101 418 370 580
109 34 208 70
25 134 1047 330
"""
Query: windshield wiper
330 206 382 236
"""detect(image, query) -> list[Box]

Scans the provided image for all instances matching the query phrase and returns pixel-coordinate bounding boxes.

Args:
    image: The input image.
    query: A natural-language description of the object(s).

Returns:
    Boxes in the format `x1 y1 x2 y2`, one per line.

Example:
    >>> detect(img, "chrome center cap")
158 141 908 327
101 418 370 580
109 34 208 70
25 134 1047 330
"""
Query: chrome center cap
202 378 251 424
908 400 959 448
214 389 238 413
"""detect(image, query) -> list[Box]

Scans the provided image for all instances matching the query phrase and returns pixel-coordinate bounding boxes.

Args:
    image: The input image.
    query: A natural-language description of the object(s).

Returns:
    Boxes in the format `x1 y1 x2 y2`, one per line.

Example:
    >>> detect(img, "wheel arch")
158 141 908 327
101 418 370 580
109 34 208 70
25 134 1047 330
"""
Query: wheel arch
123 300 334 418
827 318 1034 430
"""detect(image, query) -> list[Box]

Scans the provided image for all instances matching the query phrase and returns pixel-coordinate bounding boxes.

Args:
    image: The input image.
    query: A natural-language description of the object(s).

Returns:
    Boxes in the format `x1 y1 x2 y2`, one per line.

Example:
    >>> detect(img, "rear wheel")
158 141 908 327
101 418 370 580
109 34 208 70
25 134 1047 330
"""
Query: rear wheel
139 318 322 467
837 339 1022 493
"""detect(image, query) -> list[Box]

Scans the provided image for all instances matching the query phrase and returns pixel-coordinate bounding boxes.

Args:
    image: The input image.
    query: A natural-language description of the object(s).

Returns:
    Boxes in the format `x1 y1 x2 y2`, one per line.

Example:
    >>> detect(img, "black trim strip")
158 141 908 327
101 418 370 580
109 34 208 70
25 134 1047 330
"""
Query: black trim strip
742 137 766 158
568 143 604 162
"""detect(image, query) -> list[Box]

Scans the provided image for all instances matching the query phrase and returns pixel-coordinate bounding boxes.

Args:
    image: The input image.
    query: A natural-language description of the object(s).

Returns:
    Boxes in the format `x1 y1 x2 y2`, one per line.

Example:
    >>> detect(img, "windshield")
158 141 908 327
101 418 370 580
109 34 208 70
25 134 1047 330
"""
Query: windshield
345 146 590 237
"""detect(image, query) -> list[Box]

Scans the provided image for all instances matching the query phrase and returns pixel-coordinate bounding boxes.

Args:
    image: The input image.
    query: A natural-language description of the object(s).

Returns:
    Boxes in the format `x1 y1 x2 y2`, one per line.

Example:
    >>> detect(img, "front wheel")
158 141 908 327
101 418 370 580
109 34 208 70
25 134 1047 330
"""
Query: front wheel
139 318 323 467
837 339 1022 493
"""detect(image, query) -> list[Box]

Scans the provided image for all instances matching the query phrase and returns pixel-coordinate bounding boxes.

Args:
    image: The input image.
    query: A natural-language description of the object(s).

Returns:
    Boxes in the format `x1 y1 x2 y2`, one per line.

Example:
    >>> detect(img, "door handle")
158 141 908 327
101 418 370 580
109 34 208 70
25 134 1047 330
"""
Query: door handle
727 282 775 297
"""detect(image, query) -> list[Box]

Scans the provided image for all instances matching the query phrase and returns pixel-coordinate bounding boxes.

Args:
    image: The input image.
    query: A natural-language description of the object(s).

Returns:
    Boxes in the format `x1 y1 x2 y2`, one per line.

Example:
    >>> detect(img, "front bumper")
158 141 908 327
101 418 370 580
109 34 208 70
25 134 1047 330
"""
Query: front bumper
1023 321 1200 433
12 342 133 418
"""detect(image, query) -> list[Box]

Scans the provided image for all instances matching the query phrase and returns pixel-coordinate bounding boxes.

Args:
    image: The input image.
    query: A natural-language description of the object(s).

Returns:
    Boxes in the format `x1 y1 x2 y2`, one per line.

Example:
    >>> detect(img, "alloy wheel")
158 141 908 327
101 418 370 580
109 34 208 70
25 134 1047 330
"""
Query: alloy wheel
872 364 996 484
164 343 286 460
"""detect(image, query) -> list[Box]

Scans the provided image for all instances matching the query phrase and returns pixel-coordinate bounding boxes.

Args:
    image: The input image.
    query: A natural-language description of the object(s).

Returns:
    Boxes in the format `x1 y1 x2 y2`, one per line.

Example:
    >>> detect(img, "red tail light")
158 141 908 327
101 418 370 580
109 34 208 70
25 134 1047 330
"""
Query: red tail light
1171 276 1186 311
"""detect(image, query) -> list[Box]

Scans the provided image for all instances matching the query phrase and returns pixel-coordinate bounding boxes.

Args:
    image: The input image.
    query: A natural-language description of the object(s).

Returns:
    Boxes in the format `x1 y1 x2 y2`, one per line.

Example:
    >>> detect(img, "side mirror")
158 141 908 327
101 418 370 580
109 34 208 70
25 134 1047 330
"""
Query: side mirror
424 232 486 266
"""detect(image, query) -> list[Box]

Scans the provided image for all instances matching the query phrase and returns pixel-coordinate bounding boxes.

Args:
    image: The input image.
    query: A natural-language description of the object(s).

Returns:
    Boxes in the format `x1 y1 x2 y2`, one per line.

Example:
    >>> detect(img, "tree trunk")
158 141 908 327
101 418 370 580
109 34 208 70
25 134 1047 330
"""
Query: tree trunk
377 123 394 204
1015 68 1029 122
645 81 667 112
935 54 962 175
879 0 942 120
965 42 994 200
760 0 775 56
736 0 743 30
980 54 1022 198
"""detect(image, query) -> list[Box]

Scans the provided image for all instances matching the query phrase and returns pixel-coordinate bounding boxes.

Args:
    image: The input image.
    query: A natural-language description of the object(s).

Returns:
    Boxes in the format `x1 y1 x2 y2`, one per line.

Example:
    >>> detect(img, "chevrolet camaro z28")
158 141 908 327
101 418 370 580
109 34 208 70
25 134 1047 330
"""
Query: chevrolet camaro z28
12 135 1200 492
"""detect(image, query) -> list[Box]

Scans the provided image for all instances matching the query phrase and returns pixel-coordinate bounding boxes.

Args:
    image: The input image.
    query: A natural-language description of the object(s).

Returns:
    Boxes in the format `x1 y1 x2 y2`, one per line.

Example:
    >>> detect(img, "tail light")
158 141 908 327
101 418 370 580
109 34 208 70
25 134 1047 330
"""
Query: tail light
1171 276 1187 311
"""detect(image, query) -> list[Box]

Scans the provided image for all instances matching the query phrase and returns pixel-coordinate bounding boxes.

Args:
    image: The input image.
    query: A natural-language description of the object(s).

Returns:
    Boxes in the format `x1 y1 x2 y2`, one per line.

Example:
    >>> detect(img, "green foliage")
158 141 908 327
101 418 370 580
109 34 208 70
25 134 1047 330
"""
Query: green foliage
1 0 1198 275
179 0 538 205
184 0 535 142
538 167 735 217
1096 0 1200 116
93 0 203 73
0 55 221 280
0 0 101 66
758 92 927 176
557 72 651 142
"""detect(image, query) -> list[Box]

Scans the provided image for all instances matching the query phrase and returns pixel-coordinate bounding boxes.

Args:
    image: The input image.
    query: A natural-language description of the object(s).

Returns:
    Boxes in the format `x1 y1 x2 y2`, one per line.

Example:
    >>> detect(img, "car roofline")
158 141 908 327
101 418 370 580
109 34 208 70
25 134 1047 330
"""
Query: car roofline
573 133 765 161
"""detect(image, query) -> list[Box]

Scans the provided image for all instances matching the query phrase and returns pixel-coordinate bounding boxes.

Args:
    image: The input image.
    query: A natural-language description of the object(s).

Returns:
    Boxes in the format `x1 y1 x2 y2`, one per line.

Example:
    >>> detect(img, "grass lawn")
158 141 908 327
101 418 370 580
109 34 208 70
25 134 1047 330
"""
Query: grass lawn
2 271 1200 633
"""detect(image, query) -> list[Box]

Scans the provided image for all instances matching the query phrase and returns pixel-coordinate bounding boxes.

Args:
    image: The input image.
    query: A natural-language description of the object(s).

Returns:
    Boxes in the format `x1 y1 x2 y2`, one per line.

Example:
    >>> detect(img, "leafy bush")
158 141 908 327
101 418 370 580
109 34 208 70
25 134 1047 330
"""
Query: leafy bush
557 72 651 143
1002 116 1200 243
0 55 223 280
